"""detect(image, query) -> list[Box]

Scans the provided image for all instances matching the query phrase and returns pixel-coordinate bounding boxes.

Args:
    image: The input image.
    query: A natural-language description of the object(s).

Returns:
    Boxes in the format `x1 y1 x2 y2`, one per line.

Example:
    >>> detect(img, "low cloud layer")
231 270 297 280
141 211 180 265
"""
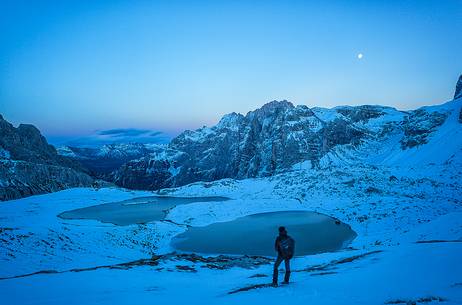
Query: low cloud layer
97 128 164 138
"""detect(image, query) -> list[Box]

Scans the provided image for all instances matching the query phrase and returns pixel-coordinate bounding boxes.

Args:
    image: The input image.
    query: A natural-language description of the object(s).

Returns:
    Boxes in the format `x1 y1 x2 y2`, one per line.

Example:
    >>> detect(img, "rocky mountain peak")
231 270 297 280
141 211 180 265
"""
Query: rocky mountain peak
261 100 294 110
217 112 245 129
246 100 294 120
455 74 462 99
17 123 42 135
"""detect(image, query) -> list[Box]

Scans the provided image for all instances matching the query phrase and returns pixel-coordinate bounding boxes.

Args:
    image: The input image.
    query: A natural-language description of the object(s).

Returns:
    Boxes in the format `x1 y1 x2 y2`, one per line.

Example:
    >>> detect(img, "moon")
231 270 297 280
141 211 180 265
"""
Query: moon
357 53 364 59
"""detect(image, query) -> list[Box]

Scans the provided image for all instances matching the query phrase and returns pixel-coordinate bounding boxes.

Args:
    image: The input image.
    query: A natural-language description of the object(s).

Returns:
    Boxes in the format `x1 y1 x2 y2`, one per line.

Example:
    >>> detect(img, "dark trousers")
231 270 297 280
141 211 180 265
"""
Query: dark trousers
272 255 291 284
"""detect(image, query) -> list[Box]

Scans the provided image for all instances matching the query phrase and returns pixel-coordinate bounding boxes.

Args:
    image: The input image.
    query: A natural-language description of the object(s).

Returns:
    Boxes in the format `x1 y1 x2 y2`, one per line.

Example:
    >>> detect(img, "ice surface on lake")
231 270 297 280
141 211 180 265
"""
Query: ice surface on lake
58 196 229 225
172 211 356 256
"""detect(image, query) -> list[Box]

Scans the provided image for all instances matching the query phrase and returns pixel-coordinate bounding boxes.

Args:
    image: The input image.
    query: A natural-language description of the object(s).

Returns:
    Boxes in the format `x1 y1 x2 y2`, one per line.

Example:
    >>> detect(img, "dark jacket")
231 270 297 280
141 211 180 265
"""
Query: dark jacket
275 234 295 259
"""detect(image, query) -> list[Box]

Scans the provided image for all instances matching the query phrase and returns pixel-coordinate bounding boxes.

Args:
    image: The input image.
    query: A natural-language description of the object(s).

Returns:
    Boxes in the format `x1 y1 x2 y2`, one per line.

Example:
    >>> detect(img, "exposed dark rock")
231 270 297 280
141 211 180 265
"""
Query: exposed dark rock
310 271 338 276
400 109 448 149
336 105 385 123
0 115 94 200
385 296 446 304
0 252 273 281
454 74 462 99
175 265 197 272
296 250 382 273
248 273 268 278
365 187 382 194
0 161 93 201
415 239 462 244
228 283 275 294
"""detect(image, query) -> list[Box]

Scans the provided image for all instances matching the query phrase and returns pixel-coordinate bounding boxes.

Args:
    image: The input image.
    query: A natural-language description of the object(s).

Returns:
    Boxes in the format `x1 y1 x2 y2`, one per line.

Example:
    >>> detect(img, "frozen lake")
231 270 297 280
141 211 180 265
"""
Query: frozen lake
172 211 357 256
58 196 230 225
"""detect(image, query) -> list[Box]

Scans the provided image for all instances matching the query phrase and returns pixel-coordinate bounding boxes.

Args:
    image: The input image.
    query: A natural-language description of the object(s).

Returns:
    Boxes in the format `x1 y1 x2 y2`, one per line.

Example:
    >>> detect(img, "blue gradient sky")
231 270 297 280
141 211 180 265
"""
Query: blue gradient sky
1 0 461 141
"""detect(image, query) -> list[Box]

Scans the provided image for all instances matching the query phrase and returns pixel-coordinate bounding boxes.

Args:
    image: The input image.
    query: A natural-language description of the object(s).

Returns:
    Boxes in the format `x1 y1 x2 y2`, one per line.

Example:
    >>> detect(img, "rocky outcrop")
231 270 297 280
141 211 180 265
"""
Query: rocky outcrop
0 115 83 170
400 109 448 149
454 74 462 100
0 160 93 201
0 115 93 201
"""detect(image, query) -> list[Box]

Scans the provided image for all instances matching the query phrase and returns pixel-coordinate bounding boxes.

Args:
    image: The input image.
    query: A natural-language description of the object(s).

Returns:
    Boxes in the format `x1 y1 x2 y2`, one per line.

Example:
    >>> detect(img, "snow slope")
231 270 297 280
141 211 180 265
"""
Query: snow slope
1 156 461 304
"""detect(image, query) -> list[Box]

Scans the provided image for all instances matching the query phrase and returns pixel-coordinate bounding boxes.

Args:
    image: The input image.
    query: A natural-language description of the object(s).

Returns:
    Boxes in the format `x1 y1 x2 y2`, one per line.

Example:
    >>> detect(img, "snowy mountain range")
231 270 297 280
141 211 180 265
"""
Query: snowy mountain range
2 75 461 200
57 143 164 177
112 77 462 191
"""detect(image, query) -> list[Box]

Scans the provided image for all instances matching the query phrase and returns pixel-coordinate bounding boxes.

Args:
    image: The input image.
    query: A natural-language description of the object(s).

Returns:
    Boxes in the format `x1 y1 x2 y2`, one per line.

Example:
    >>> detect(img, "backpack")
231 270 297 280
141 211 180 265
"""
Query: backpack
279 236 295 258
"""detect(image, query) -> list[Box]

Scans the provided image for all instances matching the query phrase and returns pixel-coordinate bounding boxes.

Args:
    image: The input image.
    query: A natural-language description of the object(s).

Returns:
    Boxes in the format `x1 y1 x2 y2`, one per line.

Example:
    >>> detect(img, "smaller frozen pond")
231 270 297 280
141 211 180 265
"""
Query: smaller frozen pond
172 211 357 256
58 196 229 226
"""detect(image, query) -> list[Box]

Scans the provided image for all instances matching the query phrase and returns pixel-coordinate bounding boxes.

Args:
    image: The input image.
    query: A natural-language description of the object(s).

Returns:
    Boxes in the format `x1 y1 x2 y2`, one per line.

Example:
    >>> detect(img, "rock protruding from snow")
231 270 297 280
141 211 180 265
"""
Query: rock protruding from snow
400 109 448 149
454 74 462 99
0 115 93 200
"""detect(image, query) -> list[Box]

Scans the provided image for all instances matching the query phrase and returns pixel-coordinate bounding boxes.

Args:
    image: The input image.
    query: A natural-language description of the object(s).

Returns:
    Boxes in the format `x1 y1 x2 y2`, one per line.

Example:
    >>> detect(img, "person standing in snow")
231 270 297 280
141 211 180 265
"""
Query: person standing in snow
272 226 295 286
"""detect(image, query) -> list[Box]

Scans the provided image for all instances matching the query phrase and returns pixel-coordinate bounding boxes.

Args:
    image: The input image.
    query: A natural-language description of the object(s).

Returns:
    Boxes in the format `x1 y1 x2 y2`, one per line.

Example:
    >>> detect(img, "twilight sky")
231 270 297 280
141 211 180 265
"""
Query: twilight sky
0 0 461 143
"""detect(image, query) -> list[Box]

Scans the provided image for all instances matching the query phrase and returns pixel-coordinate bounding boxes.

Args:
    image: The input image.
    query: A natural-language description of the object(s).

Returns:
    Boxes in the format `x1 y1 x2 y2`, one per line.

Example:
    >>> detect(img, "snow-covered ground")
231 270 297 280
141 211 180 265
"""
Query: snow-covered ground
1 98 461 304
1 158 461 304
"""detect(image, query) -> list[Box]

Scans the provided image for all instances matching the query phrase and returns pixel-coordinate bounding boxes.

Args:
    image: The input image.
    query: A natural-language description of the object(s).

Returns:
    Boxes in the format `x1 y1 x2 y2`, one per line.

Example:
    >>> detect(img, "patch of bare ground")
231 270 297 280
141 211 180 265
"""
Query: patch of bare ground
415 240 462 244
0 253 272 280
385 296 446 304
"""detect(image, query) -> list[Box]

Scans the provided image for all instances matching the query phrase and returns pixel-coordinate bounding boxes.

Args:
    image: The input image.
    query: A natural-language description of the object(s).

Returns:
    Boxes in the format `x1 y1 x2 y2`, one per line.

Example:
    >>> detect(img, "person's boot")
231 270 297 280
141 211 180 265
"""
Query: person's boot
282 271 291 284
272 268 279 287
272 275 278 287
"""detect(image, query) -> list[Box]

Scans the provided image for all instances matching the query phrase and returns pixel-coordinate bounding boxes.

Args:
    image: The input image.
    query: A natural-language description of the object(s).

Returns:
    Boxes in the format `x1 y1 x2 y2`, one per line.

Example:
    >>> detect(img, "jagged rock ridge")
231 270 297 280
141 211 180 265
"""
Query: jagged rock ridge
0 116 94 200
454 74 462 99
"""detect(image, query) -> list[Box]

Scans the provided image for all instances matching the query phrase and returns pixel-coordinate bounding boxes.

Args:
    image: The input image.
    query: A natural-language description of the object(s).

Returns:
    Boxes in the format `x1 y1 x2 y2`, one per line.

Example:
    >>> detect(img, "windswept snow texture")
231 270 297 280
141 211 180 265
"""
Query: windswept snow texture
114 98 462 191
0 156 461 304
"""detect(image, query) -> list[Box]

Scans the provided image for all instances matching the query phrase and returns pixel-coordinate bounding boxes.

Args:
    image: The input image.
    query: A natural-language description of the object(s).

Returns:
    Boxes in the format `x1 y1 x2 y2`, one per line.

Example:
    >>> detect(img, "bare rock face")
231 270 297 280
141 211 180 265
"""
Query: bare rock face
400 109 448 149
0 160 93 201
454 74 462 100
0 115 94 201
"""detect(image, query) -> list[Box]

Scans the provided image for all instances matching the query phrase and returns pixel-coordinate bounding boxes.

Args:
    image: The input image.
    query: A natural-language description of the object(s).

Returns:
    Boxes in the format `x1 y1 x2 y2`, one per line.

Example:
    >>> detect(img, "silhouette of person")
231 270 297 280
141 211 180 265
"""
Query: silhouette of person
272 226 295 286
